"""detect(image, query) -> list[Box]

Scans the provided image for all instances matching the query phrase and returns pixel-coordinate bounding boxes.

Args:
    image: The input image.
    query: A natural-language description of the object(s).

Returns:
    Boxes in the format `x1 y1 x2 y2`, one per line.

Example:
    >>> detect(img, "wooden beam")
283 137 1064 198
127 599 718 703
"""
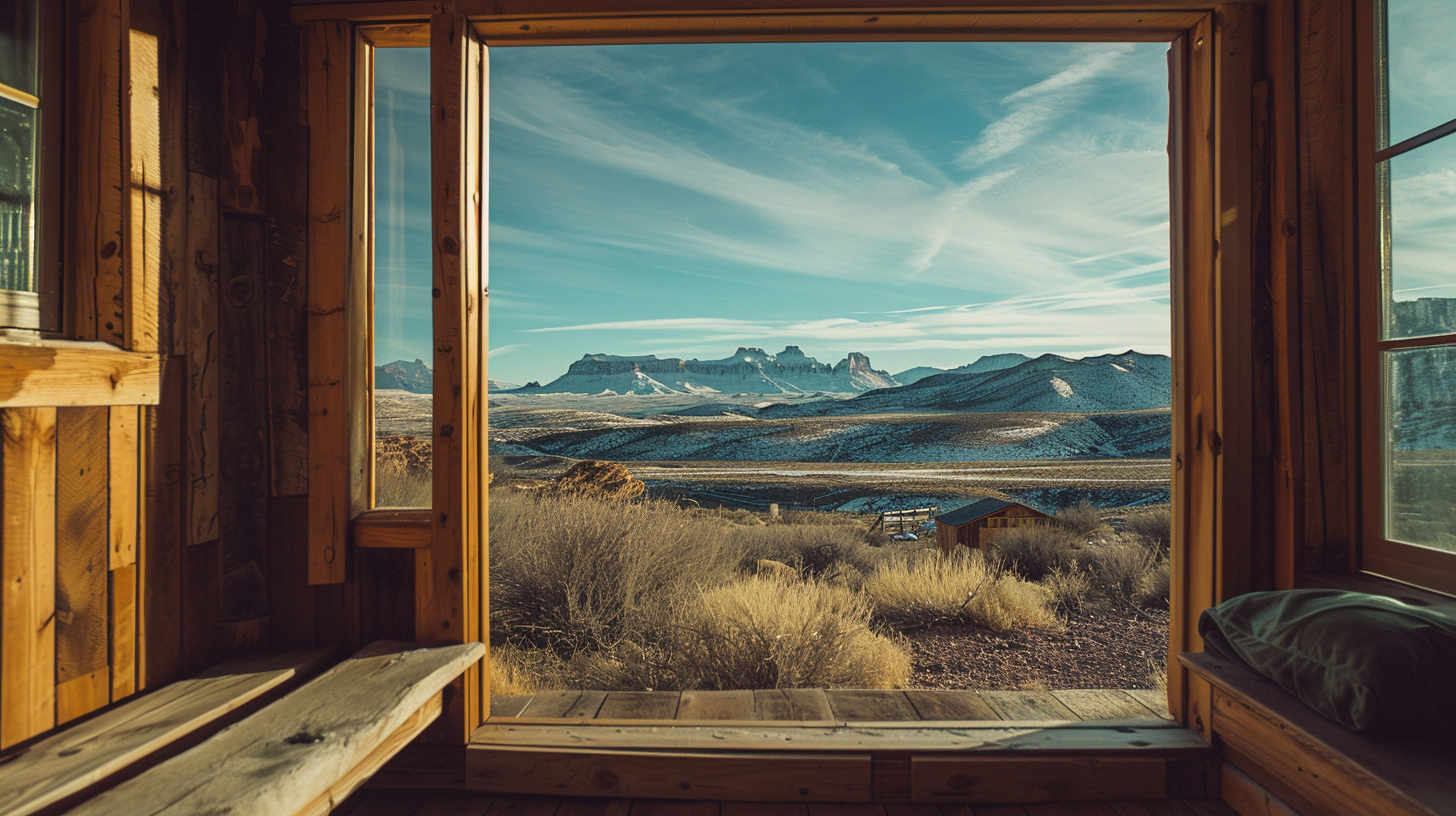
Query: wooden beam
910 756 1167 802
353 508 432 548
184 172 221 545
0 407 57 748
427 4 487 738
110 563 139 700
290 0 1249 20
307 20 353 585
0 343 161 407
55 407 113 699
127 29 163 353
109 406 139 568
70 0 127 346
473 10 1207 45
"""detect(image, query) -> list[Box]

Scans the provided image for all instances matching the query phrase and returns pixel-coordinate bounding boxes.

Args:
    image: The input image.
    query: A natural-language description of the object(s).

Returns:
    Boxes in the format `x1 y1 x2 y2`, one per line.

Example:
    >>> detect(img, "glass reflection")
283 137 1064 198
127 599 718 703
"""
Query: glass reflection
0 0 37 97
1383 134 1456 339
1387 346 1456 553
0 97 35 296
1384 0 1456 146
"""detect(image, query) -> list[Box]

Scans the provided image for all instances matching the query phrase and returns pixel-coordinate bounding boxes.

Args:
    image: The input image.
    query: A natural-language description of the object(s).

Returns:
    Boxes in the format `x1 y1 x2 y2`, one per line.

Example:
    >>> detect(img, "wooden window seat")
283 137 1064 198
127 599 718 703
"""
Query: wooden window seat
1179 652 1456 816
0 641 483 816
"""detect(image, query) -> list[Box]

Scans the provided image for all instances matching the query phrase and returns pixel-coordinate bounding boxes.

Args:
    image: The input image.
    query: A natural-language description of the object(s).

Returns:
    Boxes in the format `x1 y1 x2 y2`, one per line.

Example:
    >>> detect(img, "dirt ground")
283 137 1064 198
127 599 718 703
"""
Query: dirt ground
903 604 1169 690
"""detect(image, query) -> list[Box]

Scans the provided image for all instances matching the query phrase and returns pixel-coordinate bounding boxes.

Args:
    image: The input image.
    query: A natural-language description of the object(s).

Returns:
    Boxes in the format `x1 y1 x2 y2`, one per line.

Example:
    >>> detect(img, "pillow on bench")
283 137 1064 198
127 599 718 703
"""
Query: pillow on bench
1198 589 1456 737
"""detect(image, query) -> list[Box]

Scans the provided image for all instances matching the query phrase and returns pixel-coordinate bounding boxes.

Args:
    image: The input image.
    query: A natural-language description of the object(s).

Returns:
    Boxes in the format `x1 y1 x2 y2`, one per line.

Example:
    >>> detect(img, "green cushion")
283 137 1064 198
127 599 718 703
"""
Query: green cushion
1199 589 1456 736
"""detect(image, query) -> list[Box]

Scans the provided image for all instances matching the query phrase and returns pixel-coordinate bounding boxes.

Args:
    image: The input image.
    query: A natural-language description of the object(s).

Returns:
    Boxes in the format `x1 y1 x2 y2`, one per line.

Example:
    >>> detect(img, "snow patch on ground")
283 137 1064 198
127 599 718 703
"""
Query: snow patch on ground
1050 377 1075 398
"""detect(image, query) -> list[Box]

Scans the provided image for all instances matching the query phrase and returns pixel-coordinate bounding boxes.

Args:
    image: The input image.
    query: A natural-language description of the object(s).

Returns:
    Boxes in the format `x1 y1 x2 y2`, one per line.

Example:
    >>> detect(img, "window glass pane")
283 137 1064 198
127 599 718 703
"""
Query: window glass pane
0 0 37 97
1386 346 1456 553
0 96 36 301
1384 0 1456 147
372 47 433 508
1382 134 1456 339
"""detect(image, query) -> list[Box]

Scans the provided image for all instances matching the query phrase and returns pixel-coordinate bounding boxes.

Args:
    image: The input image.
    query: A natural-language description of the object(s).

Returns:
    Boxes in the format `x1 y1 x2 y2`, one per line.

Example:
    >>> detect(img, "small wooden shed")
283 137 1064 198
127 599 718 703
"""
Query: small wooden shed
934 498 1050 553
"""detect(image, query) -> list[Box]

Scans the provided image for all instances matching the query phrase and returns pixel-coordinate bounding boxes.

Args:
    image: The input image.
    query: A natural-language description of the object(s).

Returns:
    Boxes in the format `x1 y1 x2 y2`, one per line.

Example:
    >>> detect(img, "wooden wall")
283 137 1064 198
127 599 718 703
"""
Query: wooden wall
0 0 352 748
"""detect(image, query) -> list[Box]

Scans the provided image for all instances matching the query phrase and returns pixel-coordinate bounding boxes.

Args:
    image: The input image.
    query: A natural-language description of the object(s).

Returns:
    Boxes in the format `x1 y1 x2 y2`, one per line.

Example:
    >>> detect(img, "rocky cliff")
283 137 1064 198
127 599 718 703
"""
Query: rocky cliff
531 346 899 395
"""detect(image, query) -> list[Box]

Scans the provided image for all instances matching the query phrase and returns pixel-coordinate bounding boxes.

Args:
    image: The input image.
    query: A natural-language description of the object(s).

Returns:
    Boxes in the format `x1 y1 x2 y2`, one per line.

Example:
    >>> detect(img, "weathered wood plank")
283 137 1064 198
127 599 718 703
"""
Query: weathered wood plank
261 10 310 498
0 407 57 748
0 344 161 407
306 19 351 586
184 0 222 177
978 691 1079 721
561 691 608 719
184 172 220 546
110 562 139 700
1218 764 1299 816
491 695 534 718
1052 690 1161 722
752 689 834 722
127 29 163 353
678 690 756 721
180 538 223 676
295 692 444 816
824 690 917 722
722 804 810 816
0 649 330 816
468 747 873 803
70 643 483 816
55 406 112 687
472 723 1206 754
219 1 265 215
142 359 185 689
518 691 584 719
597 692 680 721
108 406 139 567
268 494 318 649
903 690 999 722
911 757 1167 803
1124 689 1173 720
69 0 126 345
56 669 111 726
217 214 270 622
633 801 720 816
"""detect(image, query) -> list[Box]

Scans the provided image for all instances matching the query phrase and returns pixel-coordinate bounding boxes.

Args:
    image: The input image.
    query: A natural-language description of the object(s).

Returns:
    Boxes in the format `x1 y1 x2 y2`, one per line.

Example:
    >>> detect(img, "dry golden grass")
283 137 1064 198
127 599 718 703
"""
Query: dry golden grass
375 457 431 508
673 576 911 689
489 643 549 696
1124 505 1172 552
862 550 1060 632
1040 564 1093 614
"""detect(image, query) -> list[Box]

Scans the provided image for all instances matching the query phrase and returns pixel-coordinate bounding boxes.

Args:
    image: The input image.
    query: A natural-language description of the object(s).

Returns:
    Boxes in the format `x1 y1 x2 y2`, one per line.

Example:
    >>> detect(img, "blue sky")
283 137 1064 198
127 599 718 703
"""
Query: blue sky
374 42 1172 384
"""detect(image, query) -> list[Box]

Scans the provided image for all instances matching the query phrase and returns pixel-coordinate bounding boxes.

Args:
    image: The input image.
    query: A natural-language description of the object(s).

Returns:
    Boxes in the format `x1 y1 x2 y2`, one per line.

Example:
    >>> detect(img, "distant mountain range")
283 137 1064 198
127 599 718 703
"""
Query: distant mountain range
375 359 433 393
764 351 1171 417
506 346 899 395
893 353 1033 385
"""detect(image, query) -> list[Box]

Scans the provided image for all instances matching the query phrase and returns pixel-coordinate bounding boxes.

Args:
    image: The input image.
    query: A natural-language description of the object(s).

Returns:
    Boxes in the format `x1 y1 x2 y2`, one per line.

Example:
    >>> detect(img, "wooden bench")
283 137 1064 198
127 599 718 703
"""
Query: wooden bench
0 641 482 816
1180 651 1456 816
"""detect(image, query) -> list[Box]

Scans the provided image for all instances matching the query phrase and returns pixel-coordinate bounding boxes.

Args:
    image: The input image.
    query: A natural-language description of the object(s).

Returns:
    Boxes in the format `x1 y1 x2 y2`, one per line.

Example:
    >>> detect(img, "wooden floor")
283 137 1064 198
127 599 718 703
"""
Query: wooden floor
491 688 1171 723
334 791 1238 816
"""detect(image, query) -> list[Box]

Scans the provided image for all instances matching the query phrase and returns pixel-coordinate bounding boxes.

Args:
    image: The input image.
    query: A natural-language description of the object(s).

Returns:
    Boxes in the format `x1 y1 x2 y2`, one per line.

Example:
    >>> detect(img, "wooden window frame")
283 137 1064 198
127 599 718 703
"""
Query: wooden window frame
0 0 164 410
1354 0 1456 597
296 0 1261 743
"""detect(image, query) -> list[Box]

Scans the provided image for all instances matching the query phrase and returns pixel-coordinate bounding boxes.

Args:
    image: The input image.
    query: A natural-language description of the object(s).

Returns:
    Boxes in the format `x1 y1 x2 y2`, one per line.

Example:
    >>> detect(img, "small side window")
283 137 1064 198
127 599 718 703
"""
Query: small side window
0 0 40 332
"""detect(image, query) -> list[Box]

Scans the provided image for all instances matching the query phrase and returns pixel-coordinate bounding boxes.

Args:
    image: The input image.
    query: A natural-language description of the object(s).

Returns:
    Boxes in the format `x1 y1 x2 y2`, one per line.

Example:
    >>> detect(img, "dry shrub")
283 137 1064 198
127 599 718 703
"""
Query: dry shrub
1136 557 1171 609
490 643 548 697
1040 564 1092 614
374 457 431 508
489 490 737 653
1085 539 1169 609
551 460 645 500
1055 499 1107 537
862 551 1059 632
987 524 1080 580
1124 505 1172 553
672 576 911 690
737 524 883 578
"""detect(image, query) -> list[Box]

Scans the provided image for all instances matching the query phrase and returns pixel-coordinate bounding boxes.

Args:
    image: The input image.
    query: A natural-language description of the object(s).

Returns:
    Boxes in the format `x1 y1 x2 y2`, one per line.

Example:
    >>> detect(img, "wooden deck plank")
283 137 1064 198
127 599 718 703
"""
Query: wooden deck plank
491 695 534 718
69 643 483 816
1107 801 1199 815
0 649 331 816
632 801 720 816
555 798 630 816
485 794 564 816
1021 805 1122 815
806 806 884 816
472 723 1206 754
722 804 811 816
902 691 999 722
1123 690 1173 720
519 691 583 719
1052 690 1160 722
563 691 608 719
978 691 1079 721
678 690 756 721
783 689 835 721
597 692 680 720
825 690 918 722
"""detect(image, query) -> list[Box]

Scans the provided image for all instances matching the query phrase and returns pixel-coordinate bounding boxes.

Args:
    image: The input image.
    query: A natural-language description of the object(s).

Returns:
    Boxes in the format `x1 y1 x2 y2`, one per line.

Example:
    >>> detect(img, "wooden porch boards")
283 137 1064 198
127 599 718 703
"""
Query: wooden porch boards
490 688 1172 724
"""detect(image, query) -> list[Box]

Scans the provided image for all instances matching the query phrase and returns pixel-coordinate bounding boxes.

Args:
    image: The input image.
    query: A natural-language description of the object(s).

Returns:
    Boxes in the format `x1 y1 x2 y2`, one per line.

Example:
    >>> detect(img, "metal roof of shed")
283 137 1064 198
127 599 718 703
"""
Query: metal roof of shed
935 497 1044 527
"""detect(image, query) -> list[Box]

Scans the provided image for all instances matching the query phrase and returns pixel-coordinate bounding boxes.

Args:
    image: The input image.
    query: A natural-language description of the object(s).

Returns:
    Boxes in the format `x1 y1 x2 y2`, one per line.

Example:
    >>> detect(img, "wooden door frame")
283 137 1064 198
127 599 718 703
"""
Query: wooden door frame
298 0 1263 743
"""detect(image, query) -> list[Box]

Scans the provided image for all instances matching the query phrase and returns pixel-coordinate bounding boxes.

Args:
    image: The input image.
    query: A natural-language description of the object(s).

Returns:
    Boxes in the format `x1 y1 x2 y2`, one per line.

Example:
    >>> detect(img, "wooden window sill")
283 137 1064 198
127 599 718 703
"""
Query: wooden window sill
0 339 161 407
